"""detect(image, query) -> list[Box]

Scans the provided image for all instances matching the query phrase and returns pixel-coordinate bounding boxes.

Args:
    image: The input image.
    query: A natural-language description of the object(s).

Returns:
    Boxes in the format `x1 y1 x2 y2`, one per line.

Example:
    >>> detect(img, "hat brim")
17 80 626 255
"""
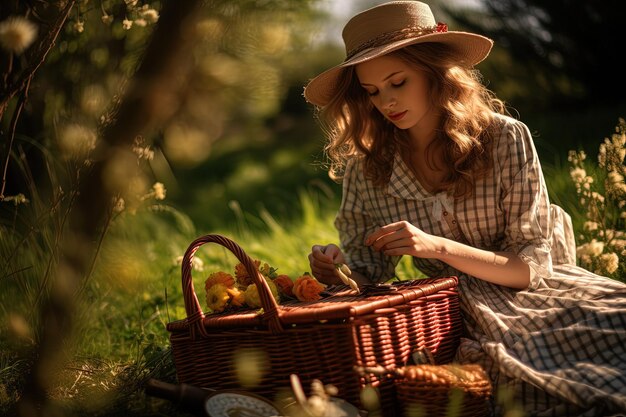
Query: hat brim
303 31 493 107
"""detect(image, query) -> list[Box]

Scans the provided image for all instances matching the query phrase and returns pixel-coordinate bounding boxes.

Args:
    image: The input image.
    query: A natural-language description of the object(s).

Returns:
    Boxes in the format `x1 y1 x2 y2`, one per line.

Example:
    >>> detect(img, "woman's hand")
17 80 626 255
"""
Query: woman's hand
308 244 346 285
365 221 440 258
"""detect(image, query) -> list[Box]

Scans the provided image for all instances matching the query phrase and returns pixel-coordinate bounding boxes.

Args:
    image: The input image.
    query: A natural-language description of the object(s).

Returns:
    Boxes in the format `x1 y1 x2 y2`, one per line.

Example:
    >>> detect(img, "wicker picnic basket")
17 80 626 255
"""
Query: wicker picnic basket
166 234 463 414
394 364 492 417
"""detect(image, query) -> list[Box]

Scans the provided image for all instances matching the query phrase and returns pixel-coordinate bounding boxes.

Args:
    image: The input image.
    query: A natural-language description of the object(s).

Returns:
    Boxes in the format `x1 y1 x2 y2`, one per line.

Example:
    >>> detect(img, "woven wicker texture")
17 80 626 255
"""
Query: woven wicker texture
166 234 462 414
395 364 492 417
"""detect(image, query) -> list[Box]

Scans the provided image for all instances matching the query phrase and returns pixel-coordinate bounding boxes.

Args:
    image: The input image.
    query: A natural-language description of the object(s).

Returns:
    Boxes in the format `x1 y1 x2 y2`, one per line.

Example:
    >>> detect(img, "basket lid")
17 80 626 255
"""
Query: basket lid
167 276 458 331
166 234 458 334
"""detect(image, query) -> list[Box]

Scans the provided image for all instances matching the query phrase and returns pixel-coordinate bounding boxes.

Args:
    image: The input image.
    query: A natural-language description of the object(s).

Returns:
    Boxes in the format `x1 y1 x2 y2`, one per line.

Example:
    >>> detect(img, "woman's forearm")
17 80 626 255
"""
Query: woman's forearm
433 236 530 289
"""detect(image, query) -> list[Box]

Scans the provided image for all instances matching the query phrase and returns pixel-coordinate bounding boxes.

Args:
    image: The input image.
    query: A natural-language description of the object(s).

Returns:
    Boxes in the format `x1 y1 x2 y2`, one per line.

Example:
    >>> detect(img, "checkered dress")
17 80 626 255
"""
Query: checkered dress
335 114 626 416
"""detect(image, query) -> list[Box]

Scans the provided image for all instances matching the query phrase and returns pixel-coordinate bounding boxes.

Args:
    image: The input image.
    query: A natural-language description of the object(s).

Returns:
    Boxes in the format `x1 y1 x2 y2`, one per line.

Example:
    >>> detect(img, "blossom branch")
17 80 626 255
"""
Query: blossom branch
12 1 203 415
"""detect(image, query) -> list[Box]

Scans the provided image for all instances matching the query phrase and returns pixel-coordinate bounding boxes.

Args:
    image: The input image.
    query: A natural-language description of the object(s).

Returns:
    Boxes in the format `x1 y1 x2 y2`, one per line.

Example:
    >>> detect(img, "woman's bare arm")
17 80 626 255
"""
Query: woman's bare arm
367 221 530 289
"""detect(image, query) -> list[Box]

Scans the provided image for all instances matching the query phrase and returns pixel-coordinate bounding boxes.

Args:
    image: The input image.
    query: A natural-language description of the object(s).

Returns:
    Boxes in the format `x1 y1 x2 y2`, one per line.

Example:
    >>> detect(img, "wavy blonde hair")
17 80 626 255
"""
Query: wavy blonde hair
316 43 507 198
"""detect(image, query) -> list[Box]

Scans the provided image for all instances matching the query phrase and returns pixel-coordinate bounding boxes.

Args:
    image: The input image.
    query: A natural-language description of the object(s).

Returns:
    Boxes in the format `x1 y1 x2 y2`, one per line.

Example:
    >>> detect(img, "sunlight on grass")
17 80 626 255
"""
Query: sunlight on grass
214 190 336 274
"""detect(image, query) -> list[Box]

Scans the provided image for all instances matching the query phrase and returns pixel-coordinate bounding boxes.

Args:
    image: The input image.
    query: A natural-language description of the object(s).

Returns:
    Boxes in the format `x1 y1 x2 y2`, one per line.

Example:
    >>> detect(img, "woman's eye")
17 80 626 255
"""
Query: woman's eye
364 80 403 96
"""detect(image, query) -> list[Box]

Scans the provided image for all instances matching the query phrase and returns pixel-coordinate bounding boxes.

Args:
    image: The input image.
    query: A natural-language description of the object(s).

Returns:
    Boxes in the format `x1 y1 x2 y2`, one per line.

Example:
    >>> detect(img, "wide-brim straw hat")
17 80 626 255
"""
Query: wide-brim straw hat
303 1 493 107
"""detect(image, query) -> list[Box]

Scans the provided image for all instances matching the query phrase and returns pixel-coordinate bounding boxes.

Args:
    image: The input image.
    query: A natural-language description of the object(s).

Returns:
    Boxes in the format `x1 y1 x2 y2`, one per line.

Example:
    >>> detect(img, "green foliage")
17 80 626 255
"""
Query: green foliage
167 118 337 232
229 190 338 277
567 118 626 280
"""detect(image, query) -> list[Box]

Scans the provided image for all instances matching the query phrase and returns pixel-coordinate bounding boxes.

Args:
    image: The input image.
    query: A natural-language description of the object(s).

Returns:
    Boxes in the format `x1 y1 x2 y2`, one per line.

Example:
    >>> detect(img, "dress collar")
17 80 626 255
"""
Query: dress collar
386 152 433 200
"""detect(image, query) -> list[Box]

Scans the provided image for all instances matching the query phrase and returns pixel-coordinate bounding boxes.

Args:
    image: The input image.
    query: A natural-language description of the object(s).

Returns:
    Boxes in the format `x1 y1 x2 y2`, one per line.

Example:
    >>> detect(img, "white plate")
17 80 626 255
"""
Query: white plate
204 391 281 417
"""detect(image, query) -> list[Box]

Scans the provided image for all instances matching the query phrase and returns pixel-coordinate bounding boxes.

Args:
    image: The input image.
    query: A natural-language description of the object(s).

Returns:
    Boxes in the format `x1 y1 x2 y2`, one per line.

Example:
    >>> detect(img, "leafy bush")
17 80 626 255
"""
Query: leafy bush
569 118 626 280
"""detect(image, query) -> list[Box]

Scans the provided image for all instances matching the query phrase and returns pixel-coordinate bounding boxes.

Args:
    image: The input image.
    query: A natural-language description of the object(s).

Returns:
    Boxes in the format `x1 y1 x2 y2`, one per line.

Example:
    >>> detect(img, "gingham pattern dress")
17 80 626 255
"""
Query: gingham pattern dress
335 114 626 416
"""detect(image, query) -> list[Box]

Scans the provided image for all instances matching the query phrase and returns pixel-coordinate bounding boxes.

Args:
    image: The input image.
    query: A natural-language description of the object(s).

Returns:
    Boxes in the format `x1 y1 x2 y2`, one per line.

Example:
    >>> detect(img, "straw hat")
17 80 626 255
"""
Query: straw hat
303 1 493 106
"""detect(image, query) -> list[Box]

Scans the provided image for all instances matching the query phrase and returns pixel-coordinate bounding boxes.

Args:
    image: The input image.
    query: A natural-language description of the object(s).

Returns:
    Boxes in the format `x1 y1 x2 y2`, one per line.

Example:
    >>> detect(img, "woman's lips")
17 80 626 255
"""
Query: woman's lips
388 110 407 121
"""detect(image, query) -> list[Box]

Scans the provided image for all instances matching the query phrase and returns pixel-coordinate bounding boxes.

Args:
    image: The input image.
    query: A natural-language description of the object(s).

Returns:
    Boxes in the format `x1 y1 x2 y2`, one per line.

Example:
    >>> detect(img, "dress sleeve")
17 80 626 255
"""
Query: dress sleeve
497 119 554 289
334 158 399 283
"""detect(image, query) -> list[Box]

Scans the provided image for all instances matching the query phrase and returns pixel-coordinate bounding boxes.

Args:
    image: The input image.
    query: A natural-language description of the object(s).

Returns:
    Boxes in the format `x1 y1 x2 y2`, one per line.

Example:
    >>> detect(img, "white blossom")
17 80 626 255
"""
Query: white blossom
152 182 166 200
141 9 159 24
569 167 586 183
0 16 38 54
599 252 619 274
102 14 114 25
73 20 84 33
583 221 598 232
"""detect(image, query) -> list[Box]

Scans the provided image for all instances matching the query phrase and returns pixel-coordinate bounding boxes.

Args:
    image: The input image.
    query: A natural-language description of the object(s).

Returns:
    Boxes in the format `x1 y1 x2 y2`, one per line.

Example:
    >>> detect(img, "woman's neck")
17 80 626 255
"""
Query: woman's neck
403 114 447 192
407 108 441 152
408 129 437 154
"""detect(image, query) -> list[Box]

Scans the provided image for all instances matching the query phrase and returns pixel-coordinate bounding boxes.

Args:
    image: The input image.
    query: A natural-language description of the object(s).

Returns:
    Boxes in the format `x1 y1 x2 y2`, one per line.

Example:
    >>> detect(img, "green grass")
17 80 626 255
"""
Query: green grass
0 185 342 415
1 113 623 416
0 180 432 416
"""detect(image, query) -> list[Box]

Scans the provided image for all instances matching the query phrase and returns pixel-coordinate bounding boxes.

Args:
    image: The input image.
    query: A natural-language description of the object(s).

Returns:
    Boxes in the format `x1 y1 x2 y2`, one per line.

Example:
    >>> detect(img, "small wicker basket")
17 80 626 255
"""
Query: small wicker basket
394 364 492 417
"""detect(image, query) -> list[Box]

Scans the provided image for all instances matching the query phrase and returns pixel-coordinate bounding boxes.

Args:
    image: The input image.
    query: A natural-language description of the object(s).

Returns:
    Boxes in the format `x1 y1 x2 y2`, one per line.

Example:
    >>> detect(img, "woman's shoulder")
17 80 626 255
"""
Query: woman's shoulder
490 113 531 137
489 114 539 172
490 114 535 152
344 155 361 172
343 155 367 181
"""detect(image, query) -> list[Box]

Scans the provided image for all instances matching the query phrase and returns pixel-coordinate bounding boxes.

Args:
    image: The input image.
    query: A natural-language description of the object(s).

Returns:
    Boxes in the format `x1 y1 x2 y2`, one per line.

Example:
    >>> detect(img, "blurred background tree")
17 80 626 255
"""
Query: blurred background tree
440 0 626 167
443 0 624 110
1 1 327 415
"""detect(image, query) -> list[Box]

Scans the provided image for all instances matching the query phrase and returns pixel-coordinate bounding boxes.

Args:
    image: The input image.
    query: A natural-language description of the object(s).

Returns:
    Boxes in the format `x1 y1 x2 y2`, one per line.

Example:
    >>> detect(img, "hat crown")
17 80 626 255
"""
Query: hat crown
342 1 436 56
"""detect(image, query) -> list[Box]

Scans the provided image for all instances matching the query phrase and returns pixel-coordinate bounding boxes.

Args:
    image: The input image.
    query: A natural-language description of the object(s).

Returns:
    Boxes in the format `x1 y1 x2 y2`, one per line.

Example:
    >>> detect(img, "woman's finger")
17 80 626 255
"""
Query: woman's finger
311 244 333 263
312 266 341 285
367 222 415 250
310 246 339 272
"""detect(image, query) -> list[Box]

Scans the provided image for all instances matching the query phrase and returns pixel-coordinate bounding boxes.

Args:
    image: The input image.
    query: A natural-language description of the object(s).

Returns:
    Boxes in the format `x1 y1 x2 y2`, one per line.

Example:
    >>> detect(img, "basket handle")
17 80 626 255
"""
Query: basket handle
181 234 283 336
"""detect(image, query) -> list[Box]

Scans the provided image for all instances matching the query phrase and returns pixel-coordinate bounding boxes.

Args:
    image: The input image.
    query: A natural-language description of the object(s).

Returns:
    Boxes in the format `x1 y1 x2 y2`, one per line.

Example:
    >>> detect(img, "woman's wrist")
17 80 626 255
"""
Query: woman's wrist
428 234 449 260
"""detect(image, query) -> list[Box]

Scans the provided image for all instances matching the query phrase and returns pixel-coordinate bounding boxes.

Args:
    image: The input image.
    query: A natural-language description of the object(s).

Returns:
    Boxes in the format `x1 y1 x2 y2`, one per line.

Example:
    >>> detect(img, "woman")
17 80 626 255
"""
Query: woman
303 1 626 416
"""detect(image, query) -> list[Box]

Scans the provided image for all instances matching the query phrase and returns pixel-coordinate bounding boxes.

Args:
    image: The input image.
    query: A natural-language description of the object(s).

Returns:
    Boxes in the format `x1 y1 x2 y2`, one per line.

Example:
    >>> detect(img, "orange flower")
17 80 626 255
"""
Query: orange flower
293 274 325 302
234 259 261 286
273 274 294 298
205 271 235 291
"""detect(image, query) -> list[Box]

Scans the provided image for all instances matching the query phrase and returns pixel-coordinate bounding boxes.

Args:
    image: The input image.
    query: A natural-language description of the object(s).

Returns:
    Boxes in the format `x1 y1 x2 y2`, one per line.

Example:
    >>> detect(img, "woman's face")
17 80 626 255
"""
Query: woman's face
355 54 435 134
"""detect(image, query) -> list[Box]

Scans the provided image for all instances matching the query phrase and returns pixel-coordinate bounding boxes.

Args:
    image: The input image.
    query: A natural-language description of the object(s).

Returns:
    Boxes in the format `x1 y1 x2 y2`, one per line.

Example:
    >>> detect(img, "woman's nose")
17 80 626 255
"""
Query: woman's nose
380 91 396 110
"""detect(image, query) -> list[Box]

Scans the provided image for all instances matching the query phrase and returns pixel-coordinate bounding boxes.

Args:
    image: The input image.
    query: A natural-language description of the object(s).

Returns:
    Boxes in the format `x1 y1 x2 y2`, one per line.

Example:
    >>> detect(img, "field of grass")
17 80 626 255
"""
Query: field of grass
1 111 624 416
0 188 440 416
